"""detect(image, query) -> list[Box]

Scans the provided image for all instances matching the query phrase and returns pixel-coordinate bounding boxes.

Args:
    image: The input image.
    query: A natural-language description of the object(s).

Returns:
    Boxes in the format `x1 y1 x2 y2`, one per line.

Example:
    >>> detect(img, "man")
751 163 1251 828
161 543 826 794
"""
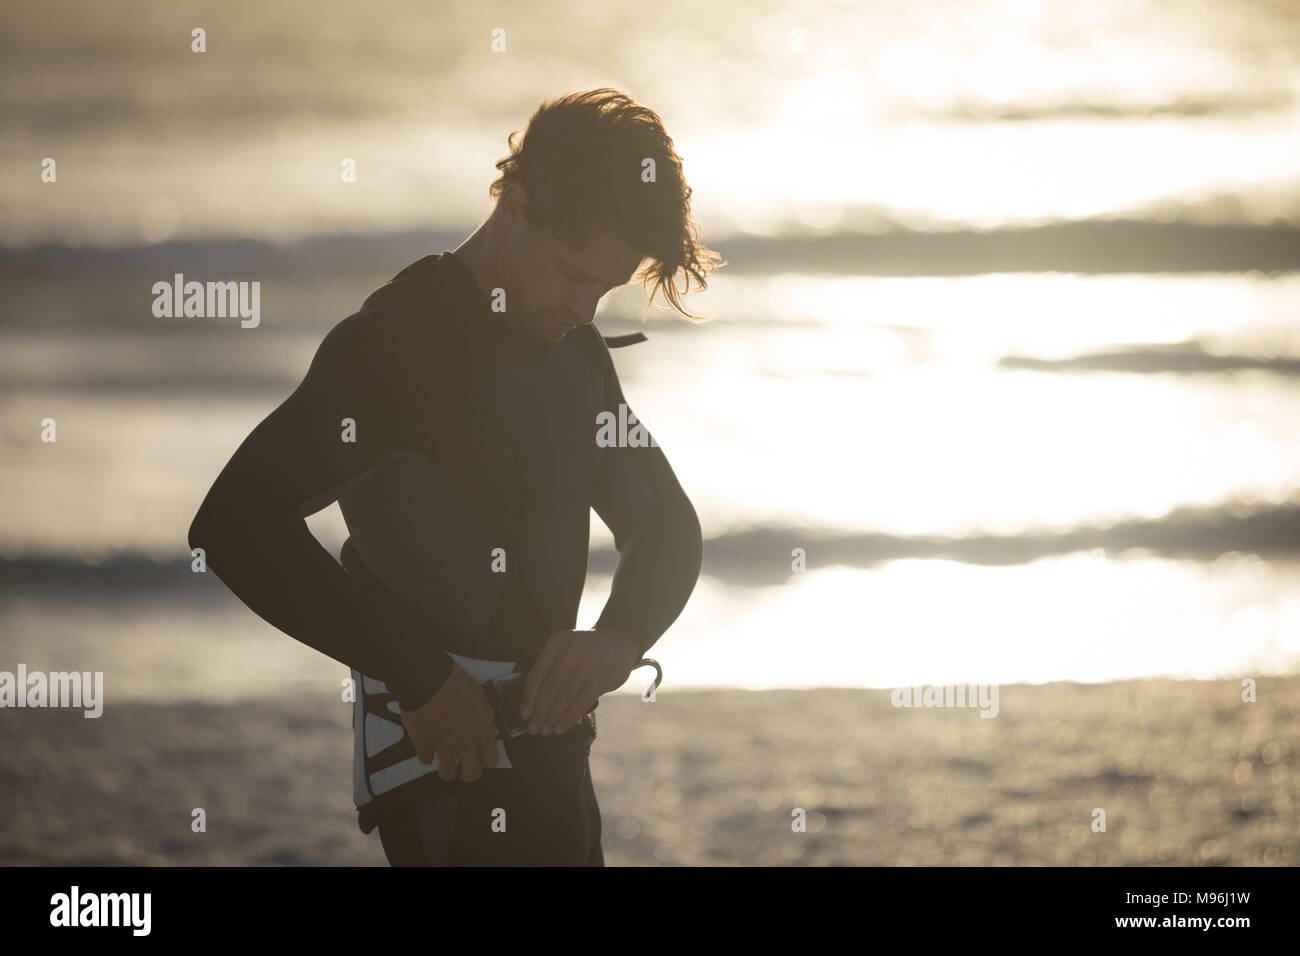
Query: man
187 89 724 865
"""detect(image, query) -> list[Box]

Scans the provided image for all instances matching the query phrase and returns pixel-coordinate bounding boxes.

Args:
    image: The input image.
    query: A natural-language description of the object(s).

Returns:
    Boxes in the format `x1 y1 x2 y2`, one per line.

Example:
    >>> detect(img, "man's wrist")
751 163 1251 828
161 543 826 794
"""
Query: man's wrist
392 652 454 712
599 627 645 672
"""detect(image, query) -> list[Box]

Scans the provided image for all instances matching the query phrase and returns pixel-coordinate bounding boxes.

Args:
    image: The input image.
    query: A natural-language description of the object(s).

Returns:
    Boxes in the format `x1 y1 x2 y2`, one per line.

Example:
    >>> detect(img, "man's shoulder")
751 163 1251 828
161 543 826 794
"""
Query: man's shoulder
311 255 462 378
329 254 457 340
358 254 447 320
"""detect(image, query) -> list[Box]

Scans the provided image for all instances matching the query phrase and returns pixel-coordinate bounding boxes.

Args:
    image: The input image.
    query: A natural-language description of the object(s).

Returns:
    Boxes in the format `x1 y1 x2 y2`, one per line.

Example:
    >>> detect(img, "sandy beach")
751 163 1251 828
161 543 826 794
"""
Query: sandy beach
4 0 1300 882
2 677 1296 866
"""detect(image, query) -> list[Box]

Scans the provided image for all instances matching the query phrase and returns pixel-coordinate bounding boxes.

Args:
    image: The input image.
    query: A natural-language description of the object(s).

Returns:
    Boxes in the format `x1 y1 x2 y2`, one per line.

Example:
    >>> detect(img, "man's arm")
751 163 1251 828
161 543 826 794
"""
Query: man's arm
590 352 704 658
516 342 703 734
187 304 465 710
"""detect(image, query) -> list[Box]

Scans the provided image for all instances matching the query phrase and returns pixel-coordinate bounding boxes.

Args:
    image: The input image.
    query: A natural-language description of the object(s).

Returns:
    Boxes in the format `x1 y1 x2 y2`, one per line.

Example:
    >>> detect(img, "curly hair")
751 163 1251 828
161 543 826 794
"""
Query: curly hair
489 89 725 322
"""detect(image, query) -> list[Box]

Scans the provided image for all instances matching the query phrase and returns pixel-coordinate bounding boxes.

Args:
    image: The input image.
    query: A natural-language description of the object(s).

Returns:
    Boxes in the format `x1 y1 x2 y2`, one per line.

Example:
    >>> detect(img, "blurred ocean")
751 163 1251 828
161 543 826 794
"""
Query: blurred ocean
2 0 1299 701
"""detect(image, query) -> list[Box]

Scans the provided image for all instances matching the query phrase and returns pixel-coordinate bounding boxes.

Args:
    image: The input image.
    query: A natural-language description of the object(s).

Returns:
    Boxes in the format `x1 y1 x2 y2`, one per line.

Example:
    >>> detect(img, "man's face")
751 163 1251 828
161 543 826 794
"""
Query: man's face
500 195 644 343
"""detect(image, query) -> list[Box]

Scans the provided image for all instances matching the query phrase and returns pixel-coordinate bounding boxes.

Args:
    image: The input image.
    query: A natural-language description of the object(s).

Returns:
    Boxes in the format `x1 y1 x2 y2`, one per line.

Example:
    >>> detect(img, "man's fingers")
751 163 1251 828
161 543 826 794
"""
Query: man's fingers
412 738 435 764
531 644 582 733
435 748 459 781
400 713 428 763
458 748 483 784
539 658 594 733
536 644 594 733
477 735 500 771
555 675 602 732
521 630 570 720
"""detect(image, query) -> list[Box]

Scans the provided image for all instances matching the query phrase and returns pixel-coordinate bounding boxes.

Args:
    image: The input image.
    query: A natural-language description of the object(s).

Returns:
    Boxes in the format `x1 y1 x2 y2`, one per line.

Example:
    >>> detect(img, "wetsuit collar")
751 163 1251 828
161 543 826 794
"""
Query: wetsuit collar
440 250 550 366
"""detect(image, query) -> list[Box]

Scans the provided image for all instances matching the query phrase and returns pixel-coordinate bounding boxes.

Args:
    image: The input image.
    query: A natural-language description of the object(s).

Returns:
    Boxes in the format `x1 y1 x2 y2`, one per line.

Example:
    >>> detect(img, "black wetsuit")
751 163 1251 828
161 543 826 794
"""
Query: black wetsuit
187 250 703 864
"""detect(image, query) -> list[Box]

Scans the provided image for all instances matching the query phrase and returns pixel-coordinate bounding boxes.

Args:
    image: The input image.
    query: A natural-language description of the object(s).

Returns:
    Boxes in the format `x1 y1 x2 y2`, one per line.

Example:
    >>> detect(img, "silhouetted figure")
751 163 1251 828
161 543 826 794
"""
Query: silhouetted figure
188 89 724 865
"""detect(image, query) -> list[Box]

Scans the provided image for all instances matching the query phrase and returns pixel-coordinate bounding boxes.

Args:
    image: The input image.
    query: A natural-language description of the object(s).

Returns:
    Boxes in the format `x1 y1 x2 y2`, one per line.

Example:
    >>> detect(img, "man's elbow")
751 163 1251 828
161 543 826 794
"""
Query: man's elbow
187 487 236 559
188 504 214 555
687 499 703 573
670 491 704 576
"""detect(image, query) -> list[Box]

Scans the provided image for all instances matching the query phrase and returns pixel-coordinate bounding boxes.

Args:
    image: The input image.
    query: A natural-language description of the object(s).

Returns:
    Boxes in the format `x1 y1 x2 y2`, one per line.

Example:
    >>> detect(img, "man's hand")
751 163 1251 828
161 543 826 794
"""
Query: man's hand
520 628 642 735
399 663 500 783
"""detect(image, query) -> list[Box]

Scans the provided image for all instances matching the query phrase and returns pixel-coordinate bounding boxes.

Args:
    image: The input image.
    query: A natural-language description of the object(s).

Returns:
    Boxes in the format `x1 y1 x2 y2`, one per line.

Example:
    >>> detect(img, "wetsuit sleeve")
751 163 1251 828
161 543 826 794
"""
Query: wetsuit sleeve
590 354 704 657
187 306 462 711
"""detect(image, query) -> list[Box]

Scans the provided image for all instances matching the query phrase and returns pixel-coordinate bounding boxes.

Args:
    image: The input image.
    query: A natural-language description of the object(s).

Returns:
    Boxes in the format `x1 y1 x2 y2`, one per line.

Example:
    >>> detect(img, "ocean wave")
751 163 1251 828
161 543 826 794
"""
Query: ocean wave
4 501 1298 594
3 219 1298 290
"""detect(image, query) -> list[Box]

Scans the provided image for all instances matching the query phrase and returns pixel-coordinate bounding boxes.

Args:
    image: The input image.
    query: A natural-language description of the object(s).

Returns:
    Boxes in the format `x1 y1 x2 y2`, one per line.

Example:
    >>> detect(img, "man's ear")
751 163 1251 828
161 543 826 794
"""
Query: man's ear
500 181 531 225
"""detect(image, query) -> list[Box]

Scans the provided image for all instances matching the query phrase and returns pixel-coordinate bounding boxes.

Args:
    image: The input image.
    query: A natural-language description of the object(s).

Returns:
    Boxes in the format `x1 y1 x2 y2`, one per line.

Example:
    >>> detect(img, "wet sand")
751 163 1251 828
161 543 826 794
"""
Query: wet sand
1 677 1296 866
